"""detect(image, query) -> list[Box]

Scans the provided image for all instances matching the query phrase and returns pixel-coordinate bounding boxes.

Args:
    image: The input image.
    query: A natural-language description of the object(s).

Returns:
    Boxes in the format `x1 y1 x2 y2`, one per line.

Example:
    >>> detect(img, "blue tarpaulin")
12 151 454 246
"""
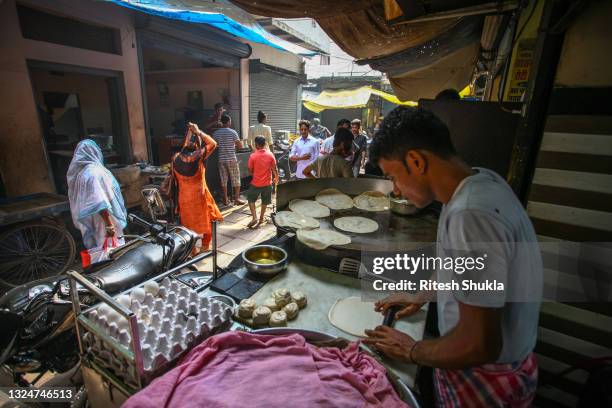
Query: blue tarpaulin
108 0 291 52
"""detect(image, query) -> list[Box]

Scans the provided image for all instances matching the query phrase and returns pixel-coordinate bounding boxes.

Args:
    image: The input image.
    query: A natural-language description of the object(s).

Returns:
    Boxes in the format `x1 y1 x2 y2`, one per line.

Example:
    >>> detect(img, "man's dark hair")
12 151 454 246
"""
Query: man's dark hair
214 102 224 109
336 118 351 128
369 107 456 165
435 89 460 101
221 113 231 124
257 111 266 123
333 128 353 152
254 135 266 147
298 119 310 129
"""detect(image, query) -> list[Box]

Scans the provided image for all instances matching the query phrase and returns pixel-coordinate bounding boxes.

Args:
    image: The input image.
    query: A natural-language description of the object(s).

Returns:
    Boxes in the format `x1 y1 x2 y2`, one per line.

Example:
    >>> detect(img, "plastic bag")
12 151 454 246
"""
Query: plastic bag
80 236 119 268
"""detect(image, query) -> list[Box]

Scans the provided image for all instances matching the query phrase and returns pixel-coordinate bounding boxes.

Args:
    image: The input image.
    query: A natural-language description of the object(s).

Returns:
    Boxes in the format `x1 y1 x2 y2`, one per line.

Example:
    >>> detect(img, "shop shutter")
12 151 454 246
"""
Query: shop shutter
249 71 298 133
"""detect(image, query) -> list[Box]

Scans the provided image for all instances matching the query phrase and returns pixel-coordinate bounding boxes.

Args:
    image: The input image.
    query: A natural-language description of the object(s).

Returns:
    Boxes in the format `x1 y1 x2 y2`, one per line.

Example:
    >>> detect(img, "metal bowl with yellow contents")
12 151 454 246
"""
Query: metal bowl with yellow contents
242 245 288 276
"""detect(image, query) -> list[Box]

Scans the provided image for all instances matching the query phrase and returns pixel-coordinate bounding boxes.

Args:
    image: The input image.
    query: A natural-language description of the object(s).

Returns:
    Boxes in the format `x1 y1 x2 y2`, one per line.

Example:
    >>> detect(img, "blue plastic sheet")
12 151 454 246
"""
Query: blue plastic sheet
108 0 286 51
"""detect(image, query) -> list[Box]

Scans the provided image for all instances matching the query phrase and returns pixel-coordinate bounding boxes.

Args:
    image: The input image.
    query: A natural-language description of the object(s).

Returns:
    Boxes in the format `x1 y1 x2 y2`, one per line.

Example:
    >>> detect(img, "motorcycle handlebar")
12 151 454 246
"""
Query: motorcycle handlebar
128 214 152 230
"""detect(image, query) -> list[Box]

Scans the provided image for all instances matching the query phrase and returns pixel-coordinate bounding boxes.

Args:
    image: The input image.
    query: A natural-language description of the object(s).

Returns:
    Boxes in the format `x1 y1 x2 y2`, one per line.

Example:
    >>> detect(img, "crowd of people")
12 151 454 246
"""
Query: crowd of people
67 109 377 256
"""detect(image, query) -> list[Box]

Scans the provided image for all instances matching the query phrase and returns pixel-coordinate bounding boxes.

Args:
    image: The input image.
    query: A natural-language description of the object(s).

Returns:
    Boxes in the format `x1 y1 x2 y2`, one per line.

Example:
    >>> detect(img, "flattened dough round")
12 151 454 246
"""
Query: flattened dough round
353 191 390 212
315 188 353 210
288 199 330 218
274 211 319 229
334 216 379 234
297 228 351 250
328 296 382 337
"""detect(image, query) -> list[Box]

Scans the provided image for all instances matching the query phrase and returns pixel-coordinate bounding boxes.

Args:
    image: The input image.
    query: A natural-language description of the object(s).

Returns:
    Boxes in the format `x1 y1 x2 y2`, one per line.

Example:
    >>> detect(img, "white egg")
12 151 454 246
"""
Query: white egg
130 288 146 304
106 309 120 325
98 304 111 319
143 281 160 297
116 295 131 309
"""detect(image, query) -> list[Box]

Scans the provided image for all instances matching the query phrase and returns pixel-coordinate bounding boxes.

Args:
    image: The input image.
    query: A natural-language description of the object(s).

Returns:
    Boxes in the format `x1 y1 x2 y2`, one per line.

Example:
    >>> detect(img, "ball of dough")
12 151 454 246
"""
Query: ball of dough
269 311 287 327
252 306 272 325
283 302 299 320
263 297 279 312
273 288 292 308
291 291 307 309
238 299 256 319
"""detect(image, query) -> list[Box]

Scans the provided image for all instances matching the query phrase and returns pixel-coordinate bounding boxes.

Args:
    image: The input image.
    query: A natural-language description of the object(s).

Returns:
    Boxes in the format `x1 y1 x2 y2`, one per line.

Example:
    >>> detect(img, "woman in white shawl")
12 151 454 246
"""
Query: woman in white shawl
67 139 127 250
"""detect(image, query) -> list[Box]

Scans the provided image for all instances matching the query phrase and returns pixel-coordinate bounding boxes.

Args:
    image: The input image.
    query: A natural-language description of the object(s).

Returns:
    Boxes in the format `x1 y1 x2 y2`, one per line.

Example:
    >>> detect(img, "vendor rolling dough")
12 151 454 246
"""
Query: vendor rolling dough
274 211 319 229
315 188 353 210
288 199 330 218
297 228 351 250
364 107 543 407
333 216 378 234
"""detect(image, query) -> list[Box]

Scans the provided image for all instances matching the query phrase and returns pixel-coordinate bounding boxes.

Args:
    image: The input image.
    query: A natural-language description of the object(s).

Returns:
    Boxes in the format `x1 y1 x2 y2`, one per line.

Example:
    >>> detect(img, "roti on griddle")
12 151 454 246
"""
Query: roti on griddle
289 199 330 218
353 191 390 212
274 211 319 229
315 188 353 210
333 216 379 234
297 228 351 250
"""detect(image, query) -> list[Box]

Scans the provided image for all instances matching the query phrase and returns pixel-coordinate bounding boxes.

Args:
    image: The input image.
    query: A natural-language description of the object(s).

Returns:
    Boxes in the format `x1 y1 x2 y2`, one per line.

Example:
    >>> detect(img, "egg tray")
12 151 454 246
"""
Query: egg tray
74 275 233 389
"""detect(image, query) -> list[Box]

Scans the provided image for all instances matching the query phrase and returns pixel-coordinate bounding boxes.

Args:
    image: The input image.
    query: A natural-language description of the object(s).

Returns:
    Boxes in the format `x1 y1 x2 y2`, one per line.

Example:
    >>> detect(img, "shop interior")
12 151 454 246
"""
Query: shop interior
29 64 129 195
142 47 242 165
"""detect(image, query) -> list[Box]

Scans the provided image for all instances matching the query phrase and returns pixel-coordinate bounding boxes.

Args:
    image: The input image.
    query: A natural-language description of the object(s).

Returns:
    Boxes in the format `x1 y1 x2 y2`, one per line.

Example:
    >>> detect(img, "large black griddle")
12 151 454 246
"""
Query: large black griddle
272 178 438 271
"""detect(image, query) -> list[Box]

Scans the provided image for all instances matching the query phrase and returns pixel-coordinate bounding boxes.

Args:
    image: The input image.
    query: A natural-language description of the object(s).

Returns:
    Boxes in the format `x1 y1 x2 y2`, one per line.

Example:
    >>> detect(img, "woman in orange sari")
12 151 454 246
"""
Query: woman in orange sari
173 122 223 254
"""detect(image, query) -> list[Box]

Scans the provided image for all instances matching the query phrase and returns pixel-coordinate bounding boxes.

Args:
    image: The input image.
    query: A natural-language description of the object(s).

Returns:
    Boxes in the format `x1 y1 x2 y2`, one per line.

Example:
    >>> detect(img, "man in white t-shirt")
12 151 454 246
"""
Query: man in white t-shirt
321 118 351 156
364 107 542 407
248 110 273 150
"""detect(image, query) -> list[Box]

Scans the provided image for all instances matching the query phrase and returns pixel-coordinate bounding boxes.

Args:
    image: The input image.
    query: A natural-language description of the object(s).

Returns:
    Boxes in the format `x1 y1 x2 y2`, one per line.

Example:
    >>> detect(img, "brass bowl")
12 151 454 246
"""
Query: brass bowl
242 245 288 276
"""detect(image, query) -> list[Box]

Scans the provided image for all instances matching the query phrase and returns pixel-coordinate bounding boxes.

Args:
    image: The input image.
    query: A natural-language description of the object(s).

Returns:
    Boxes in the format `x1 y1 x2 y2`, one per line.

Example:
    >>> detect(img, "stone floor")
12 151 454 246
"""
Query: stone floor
194 199 276 271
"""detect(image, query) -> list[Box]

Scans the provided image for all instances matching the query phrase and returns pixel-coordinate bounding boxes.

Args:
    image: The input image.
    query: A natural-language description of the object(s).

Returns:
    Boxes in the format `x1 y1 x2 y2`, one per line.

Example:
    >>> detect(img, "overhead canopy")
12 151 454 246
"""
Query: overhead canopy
109 0 316 55
229 0 513 100
302 86 417 113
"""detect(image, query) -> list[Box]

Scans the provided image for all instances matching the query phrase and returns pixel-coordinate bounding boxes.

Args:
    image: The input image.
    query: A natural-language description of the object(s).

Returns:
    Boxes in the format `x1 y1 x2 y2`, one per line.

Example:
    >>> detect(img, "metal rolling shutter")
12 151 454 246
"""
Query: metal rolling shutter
249 71 298 133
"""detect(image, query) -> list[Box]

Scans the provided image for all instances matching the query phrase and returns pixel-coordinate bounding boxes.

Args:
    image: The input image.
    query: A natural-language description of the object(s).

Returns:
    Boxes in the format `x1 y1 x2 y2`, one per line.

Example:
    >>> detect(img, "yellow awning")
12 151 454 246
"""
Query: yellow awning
303 86 417 113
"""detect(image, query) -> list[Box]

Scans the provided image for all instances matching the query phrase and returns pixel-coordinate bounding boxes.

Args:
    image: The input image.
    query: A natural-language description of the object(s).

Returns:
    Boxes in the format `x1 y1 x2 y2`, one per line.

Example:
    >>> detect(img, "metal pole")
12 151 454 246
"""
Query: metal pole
212 220 218 280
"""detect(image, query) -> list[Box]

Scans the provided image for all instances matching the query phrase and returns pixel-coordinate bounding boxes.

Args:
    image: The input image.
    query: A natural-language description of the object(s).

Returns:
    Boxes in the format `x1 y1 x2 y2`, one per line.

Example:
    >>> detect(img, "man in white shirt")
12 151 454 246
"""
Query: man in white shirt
364 107 542 407
321 118 351 156
248 110 273 150
290 120 319 179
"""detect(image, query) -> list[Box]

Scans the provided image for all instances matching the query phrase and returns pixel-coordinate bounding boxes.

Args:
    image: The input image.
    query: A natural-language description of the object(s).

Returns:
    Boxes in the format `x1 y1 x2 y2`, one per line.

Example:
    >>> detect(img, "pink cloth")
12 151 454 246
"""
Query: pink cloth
123 331 409 408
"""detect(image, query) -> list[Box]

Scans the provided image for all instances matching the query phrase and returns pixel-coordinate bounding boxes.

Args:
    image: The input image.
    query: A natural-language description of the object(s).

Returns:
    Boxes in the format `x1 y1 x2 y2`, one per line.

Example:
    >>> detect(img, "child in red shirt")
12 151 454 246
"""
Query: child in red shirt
247 136 279 228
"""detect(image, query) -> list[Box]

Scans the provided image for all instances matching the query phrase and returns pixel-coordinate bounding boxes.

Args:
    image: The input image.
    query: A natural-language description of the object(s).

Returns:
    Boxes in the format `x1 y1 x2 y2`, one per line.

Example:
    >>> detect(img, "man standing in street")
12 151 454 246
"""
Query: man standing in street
351 119 368 177
290 120 319 179
364 107 542 407
321 118 350 156
303 127 354 179
212 114 245 206
247 136 279 228
248 110 273 151
310 118 331 141
205 102 225 134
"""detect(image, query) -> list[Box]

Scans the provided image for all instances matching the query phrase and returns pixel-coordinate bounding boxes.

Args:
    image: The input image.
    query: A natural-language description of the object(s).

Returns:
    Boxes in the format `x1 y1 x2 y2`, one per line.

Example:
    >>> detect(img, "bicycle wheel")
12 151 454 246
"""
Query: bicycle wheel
0 222 76 287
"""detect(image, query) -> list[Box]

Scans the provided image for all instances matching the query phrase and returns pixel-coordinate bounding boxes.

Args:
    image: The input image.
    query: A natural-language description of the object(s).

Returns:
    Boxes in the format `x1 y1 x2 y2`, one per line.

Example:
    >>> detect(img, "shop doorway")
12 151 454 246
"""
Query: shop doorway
28 61 130 195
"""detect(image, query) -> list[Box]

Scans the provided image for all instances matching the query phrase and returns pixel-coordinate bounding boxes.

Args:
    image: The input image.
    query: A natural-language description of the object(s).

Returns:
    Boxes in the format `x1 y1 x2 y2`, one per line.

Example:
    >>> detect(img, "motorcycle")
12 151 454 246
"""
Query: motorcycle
274 139 295 182
0 213 199 388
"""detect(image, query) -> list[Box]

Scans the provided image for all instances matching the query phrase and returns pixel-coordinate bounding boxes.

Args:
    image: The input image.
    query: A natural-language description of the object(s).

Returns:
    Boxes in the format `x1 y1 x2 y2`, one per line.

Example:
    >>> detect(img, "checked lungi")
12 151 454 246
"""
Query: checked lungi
434 352 538 407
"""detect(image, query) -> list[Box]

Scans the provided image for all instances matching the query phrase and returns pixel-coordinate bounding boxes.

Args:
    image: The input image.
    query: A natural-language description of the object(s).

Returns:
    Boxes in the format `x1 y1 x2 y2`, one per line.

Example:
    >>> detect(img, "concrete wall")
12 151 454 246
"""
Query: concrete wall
145 68 241 136
554 0 612 87
0 0 146 196
248 41 303 74
30 69 113 138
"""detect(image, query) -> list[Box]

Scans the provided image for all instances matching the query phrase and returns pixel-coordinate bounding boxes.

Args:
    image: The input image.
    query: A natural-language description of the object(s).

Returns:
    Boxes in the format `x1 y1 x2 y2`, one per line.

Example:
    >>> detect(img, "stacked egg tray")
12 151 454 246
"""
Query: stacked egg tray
77 277 233 389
